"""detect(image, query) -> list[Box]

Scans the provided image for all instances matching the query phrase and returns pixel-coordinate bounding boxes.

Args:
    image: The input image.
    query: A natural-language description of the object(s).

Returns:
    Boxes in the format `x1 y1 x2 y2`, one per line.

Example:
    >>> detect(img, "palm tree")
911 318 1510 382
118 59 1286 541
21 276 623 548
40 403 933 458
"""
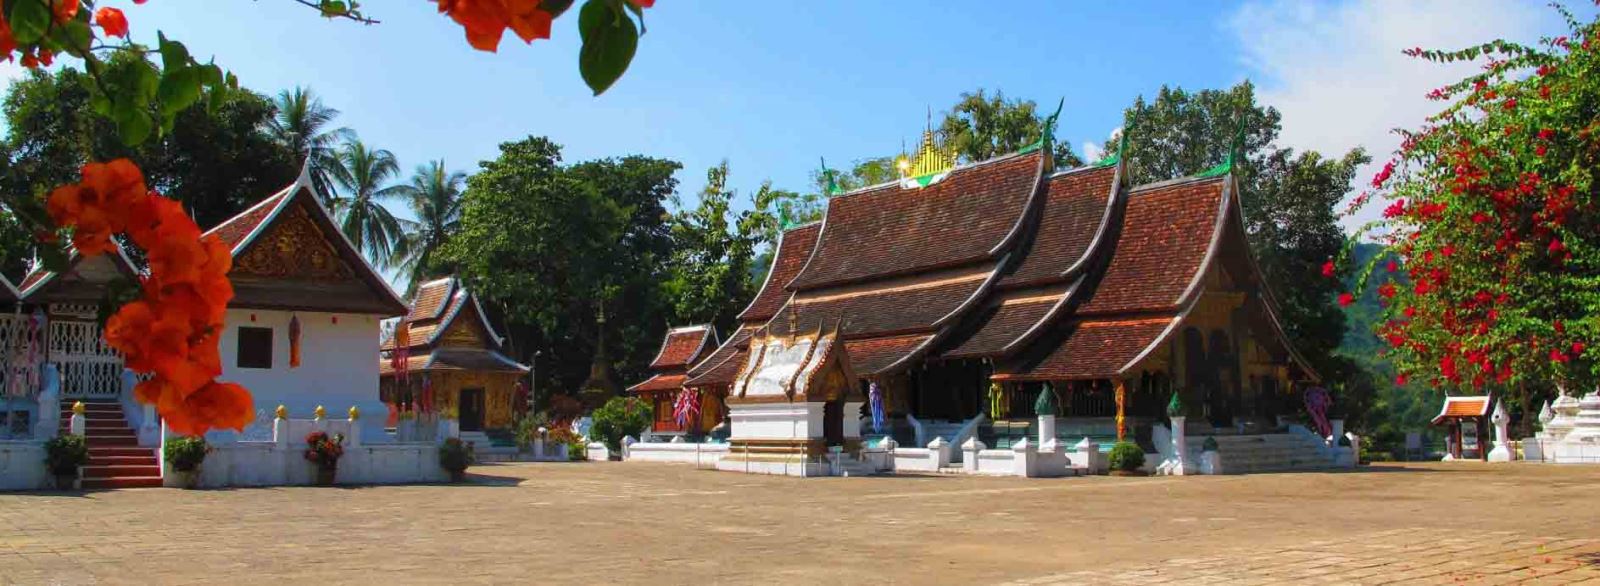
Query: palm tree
328 139 406 261
266 87 352 205
390 160 466 294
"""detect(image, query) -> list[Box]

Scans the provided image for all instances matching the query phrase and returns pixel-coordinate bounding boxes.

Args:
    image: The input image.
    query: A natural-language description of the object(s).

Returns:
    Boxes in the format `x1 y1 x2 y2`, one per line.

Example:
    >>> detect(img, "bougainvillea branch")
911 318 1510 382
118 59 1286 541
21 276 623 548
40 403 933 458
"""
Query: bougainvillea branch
1341 5 1600 392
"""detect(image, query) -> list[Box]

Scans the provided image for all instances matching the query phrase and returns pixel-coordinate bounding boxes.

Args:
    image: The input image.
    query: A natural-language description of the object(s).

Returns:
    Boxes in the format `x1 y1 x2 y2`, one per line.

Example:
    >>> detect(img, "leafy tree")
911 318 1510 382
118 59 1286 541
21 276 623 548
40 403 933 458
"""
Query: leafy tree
1350 12 1600 404
1108 81 1374 424
443 137 680 404
0 63 297 275
940 89 1083 168
389 161 466 296
328 138 406 262
266 87 352 204
666 162 755 332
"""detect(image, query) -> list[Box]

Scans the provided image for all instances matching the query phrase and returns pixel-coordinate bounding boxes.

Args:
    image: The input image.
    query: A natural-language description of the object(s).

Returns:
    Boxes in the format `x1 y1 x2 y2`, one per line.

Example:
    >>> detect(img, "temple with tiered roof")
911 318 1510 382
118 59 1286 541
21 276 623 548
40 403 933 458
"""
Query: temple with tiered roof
630 126 1322 476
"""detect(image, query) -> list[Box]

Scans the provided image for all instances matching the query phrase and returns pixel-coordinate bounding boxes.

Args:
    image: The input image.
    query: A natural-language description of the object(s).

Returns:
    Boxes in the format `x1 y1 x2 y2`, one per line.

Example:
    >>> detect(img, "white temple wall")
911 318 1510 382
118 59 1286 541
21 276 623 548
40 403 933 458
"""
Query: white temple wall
726 402 825 440
0 441 48 490
218 309 388 438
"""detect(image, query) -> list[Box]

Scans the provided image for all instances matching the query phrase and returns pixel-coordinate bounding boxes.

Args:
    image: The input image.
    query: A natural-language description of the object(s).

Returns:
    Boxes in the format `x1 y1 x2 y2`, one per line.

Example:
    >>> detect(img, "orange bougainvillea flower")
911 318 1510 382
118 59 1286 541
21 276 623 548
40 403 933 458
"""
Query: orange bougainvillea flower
0 16 17 60
435 0 558 52
95 7 129 38
627 0 655 7
51 0 79 24
50 158 252 435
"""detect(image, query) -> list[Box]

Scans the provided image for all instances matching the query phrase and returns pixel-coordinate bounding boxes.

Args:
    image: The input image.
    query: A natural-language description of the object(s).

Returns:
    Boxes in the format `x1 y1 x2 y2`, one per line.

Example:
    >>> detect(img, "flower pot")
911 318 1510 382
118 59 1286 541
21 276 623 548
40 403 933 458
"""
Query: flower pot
172 468 201 489
315 467 337 486
448 469 466 483
54 473 78 490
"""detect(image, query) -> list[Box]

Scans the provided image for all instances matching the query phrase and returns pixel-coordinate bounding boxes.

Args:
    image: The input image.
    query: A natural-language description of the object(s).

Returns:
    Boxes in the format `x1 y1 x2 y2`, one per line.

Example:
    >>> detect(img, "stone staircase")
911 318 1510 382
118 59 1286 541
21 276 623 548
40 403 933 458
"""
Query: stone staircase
459 430 520 462
1184 433 1338 474
60 399 161 489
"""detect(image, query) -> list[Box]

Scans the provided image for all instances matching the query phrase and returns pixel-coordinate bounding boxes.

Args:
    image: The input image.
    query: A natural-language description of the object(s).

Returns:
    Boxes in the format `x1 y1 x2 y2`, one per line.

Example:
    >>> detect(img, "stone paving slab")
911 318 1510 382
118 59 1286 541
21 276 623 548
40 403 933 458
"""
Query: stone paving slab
0 462 1597 585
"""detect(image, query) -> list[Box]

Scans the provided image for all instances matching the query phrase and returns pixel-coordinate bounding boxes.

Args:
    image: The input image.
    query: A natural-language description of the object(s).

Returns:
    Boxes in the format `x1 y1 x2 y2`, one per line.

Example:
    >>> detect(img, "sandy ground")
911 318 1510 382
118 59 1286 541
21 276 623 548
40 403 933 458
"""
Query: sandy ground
1 461 1598 585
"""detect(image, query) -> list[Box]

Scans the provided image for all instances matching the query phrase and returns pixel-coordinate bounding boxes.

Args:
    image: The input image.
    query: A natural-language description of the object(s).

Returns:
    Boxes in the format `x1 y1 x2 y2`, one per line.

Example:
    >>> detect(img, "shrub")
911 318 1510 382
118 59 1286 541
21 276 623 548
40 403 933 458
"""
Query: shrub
1108 441 1145 472
439 437 474 472
43 434 89 476
547 427 586 461
163 436 210 472
588 396 651 454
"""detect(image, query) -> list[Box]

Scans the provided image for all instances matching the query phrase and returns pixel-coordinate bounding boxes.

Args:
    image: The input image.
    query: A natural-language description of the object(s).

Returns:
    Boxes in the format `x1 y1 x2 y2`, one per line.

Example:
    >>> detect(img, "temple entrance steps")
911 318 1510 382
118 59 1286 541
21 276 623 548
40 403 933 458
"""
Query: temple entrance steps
835 456 877 477
459 431 521 462
59 399 162 489
1183 433 1338 473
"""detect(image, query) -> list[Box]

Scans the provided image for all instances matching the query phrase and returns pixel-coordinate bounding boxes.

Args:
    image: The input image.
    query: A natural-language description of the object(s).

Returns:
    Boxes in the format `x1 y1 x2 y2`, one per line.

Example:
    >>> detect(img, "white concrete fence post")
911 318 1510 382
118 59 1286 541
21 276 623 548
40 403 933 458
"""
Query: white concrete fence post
68 402 86 436
1037 413 1057 447
961 437 984 472
1011 437 1035 477
927 437 951 469
347 406 362 448
272 405 290 448
534 427 547 460
621 436 637 460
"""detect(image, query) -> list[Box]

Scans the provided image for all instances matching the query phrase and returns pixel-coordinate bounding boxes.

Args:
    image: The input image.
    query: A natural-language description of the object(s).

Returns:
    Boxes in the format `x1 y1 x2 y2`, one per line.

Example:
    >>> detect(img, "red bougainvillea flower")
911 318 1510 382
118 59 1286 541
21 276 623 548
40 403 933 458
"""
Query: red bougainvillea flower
1338 292 1355 307
627 0 655 6
1321 260 1336 278
1574 342 1587 356
435 0 560 52
95 7 129 38
50 159 250 435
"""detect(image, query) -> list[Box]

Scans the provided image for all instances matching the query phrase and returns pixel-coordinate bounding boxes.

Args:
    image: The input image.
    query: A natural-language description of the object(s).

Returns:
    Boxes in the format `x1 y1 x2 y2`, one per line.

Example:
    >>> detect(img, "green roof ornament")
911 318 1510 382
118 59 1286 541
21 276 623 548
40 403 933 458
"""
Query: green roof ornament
819 156 842 197
1198 100 1248 178
1095 110 1134 167
1020 97 1064 155
1033 383 1059 417
1166 390 1184 418
1202 436 1219 452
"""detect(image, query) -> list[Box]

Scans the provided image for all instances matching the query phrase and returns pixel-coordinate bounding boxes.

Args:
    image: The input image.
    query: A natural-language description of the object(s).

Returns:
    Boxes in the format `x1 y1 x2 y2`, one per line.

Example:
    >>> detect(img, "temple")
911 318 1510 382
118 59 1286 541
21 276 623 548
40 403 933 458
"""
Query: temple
627 324 721 437
632 128 1329 475
379 277 530 449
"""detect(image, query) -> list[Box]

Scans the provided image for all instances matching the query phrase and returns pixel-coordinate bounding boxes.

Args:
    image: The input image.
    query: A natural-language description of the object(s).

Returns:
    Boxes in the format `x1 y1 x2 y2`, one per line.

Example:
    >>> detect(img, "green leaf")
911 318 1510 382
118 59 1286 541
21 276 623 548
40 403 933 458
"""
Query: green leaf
158 66 202 116
9 0 51 44
541 0 576 18
61 20 93 57
112 100 153 146
158 34 192 72
578 0 638 96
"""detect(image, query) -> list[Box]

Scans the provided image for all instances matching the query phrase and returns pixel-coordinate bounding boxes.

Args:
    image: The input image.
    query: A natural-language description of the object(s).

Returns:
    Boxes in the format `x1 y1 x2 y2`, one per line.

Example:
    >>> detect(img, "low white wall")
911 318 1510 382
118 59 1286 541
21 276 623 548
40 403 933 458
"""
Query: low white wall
0 441 48 491
624 441 728 467
972 449 1019 476
188 441 448 487
891 447 941 472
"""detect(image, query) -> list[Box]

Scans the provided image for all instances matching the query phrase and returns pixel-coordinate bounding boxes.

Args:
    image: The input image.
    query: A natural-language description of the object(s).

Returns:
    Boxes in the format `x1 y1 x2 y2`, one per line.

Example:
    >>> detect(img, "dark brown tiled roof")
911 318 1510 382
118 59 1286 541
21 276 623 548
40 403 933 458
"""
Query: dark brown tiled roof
629 373 688 393
992 316 1176 381
205 191 287 251
739 223 821 322
650 325 714 369
939 284 1070 359
1000 166 1118 288
768 263 994 338
685 348 747 388
18 268 49 292
846 334 934 375
407 278 457 322
686 325 757 383
1075 177 1226 315
787 152 1043 290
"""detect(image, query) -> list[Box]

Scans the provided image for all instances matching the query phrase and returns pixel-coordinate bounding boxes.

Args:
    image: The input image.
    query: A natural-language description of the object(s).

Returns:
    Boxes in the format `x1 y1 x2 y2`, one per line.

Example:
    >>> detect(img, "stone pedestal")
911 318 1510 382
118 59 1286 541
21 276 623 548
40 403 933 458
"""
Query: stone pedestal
1037 414 1057 446
961 437 985 472
1487 401 1514 462
1159 416 1191 475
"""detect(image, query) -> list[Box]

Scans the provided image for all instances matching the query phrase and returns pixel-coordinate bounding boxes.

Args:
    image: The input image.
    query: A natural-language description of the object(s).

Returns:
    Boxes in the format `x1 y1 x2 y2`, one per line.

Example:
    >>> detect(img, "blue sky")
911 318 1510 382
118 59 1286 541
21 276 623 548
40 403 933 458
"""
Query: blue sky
7 1 1592 224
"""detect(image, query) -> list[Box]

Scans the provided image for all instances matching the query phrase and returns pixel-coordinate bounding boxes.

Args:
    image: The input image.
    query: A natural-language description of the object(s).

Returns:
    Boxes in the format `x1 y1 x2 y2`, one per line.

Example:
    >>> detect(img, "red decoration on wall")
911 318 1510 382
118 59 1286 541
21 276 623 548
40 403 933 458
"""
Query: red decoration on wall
331 316 339 325
249 313 257 322
289 314 302 369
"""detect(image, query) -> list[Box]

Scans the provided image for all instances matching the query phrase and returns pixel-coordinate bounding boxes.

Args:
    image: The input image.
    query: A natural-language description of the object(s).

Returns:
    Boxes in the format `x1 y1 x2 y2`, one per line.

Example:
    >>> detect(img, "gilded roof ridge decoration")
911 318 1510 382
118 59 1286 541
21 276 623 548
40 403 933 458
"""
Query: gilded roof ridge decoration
792 265 992 305
18 242 142 302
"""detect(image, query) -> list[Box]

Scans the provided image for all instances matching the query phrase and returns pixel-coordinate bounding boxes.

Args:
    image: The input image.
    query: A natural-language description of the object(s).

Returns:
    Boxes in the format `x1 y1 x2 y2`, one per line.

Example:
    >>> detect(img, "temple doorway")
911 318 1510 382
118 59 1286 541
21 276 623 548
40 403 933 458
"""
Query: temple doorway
823 399 844 446
459 388 486 432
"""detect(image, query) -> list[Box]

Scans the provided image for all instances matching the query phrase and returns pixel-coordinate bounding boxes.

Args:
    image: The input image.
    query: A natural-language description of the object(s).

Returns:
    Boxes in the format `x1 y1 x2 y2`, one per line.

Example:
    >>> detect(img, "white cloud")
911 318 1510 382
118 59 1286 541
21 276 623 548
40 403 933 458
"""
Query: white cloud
1081 141 1103 163
1229 0 1561 229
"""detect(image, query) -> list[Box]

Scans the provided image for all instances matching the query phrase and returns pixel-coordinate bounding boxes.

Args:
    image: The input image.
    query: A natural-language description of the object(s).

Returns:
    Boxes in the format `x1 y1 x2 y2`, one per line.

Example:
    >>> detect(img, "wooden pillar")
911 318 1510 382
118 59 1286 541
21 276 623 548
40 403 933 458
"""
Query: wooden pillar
1114 378 1128 442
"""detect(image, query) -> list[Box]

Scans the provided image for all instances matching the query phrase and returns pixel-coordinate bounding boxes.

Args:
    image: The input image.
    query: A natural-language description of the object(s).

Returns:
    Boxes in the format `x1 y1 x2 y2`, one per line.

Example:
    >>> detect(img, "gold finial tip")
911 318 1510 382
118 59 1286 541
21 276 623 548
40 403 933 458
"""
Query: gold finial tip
275 405 288 419
72 401 85 415
313 405 326 419
348 406 360 421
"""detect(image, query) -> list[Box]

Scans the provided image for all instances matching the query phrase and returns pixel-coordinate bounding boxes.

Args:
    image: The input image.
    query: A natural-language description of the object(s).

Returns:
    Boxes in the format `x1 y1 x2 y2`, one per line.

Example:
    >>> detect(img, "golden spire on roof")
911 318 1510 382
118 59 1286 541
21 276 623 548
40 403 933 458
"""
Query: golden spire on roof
898 108 957 185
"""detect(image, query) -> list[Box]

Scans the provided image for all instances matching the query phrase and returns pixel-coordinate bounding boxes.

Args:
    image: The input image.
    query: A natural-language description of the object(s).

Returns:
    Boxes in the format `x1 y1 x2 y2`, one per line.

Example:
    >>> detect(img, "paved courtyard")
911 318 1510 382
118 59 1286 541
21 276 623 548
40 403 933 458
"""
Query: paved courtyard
1 461 1598 585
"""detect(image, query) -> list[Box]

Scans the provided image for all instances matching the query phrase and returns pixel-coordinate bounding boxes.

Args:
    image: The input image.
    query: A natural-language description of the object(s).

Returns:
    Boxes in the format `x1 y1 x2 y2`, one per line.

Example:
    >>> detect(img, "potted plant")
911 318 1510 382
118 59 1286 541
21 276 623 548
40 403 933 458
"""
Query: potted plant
439 437 474 482
304 431 345 486
163 436 210 489
1108 441 1146 476
43 434 89 490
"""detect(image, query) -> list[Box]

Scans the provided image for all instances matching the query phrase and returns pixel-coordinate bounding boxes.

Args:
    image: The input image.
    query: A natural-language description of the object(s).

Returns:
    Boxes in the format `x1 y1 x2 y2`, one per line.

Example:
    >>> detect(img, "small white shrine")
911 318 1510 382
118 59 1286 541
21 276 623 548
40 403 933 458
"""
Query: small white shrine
1523 387 1600 464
